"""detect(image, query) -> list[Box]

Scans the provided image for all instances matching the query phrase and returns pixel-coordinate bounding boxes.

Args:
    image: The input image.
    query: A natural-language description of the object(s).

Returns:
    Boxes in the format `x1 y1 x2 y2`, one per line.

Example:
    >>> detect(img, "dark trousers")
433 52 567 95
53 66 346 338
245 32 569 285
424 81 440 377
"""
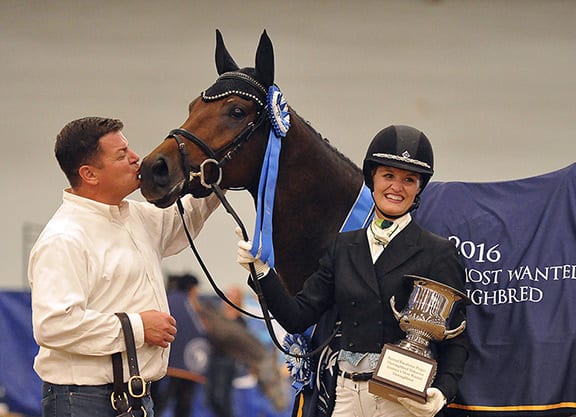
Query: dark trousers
205 354 237 417
152 377 197 417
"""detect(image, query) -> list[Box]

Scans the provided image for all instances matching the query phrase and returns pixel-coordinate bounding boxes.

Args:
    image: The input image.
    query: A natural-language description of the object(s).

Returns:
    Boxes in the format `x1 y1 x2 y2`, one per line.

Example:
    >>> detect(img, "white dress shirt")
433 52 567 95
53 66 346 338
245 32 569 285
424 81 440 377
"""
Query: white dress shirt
28 190 220 385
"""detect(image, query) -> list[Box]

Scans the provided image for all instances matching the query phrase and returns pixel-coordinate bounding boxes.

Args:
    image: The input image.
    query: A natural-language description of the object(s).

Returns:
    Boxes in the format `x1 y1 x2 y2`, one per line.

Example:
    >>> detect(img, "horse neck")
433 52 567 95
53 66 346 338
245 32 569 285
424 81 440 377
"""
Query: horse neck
276 110 363 212
267 110 365 294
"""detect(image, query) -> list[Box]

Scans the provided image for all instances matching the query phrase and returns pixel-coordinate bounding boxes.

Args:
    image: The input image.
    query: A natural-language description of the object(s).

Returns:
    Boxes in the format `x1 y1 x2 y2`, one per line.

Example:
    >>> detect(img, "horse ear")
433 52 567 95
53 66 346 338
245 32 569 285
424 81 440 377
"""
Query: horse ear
215 29 239 75
255 30 274 87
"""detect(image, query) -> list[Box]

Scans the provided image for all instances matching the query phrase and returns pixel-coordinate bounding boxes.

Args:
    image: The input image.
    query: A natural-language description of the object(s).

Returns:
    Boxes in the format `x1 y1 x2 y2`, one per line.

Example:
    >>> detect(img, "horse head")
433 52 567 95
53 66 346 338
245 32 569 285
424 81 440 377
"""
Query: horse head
140 30 365 294
140 30 275 207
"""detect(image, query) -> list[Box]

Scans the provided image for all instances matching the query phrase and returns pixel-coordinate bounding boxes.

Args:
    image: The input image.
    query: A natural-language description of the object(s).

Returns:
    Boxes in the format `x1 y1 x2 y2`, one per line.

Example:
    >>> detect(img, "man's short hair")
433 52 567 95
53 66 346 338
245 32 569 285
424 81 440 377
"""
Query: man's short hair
54 117 124 187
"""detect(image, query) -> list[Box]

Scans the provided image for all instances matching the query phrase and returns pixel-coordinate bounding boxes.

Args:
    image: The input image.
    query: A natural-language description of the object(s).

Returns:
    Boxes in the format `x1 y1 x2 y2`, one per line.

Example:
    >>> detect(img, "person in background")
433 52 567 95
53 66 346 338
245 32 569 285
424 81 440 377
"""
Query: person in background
236 125 468 417
205 286 247 417
28 117 220 417
153 273 209 417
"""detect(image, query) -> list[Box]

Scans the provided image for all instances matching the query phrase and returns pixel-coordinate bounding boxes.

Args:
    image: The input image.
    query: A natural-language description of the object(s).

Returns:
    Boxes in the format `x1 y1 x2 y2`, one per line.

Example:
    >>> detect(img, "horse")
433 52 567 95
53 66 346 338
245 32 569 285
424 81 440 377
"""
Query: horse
139 28 369 417
140 29 366 296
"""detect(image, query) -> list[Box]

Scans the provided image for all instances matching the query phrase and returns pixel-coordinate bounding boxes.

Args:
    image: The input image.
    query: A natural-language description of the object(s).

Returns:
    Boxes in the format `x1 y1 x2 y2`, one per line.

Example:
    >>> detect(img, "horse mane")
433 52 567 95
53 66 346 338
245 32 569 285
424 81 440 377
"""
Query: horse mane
289 105 362 176
268 106 365 294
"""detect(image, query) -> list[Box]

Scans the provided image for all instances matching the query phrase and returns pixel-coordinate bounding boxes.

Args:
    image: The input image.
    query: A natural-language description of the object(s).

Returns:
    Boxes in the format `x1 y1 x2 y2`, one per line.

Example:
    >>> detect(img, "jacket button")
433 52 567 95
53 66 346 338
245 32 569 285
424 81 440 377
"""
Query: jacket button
377 321 382 326
353 321 359 327
349 342 355 348
351 301 357 306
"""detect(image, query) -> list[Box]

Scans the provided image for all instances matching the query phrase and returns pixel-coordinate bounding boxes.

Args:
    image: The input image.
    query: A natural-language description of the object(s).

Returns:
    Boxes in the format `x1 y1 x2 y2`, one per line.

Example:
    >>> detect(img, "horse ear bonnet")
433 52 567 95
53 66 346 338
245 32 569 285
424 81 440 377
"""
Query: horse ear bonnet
362 125 434 191
203 29 274 108
254 30 274 88
215 29 240 75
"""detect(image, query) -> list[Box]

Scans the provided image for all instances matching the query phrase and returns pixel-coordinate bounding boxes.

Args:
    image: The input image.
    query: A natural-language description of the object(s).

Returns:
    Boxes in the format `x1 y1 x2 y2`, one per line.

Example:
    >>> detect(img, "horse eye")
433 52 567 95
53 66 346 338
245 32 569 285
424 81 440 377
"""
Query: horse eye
230 107 246 119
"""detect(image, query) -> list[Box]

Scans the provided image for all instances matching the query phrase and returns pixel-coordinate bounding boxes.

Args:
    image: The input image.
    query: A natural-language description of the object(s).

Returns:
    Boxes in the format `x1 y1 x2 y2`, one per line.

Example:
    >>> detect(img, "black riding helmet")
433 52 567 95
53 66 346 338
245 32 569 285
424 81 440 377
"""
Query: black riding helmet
363 125 434 192
363 125 434 216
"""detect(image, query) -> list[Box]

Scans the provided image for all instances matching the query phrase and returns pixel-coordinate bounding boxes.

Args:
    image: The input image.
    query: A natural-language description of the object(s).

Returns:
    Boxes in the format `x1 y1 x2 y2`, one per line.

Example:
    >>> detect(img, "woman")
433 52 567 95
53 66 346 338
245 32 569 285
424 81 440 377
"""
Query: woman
236 125 468 417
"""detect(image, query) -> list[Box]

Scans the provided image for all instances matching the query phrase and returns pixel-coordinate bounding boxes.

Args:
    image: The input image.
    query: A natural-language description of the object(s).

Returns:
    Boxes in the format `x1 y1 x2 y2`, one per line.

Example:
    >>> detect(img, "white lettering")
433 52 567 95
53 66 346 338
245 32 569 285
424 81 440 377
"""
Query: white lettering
467 286 543 306
465 268 503 285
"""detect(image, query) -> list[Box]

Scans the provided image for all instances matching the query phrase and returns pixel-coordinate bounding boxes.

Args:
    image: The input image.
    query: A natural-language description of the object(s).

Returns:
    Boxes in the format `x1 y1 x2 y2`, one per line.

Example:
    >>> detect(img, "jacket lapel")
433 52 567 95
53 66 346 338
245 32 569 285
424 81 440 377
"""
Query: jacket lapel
347 230 381 295
345 222 425 296
376 221 423 275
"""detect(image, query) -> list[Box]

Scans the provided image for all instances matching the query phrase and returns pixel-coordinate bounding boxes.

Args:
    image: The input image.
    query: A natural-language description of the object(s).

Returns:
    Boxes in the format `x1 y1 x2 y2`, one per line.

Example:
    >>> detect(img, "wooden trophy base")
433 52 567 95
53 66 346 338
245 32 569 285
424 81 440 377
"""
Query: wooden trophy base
368 343 437 404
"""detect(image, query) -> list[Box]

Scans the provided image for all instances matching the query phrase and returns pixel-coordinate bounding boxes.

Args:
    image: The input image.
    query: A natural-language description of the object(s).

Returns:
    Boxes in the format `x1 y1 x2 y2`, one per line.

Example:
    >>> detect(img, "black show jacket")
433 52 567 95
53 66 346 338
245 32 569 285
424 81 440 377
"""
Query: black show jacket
256 220 469 401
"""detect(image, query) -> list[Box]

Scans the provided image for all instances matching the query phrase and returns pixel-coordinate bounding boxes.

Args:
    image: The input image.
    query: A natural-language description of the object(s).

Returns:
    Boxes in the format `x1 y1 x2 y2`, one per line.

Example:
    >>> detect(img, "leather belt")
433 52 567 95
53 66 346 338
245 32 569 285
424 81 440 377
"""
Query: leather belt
338 369 374 382
104 382 151 396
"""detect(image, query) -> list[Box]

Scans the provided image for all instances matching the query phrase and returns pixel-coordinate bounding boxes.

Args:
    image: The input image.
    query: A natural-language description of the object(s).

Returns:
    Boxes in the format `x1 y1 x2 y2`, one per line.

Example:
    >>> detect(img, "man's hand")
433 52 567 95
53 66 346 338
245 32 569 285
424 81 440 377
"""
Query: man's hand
397 387 447 417
140 310 177 348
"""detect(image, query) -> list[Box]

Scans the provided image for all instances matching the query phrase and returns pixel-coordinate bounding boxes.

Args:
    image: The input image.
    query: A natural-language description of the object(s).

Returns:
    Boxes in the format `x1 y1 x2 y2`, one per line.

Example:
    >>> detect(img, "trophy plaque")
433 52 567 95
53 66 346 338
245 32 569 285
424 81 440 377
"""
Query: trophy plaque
369 275 468 403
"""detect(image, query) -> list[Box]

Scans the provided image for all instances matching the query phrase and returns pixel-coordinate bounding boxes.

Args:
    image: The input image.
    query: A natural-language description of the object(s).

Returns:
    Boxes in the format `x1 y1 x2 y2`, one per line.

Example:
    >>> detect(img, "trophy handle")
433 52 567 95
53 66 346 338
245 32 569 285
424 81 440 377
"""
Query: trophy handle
443 320 467 340
390 296 402 321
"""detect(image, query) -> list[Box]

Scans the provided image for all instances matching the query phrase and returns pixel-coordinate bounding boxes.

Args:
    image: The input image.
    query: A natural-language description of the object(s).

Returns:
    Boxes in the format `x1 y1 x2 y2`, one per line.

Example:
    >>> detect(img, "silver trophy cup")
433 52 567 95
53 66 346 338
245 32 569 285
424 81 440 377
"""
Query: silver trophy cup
369 275 468 403
391 275 467 358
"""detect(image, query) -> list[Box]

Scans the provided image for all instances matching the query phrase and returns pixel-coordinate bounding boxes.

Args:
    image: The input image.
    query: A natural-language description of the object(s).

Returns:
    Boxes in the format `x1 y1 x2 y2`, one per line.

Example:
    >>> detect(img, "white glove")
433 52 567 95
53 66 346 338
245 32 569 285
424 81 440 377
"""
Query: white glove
397 387 447 417
235 227 270 278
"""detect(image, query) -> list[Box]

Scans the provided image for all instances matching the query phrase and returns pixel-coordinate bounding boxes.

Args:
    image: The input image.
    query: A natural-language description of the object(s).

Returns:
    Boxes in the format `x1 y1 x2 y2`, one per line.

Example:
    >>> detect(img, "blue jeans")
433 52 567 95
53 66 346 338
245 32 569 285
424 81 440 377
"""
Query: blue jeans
42 382 154 417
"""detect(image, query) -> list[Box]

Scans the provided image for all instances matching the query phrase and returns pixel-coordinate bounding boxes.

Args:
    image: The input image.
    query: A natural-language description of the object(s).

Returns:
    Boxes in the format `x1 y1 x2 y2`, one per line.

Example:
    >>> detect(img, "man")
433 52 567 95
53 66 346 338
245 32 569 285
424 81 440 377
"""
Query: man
28 117 220 417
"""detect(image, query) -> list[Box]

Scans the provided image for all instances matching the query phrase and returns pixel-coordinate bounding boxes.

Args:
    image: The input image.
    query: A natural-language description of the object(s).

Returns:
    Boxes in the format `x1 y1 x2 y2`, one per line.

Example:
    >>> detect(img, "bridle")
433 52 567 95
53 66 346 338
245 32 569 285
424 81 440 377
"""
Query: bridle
166 105 267 318
166 109 271 304
164 103 340 360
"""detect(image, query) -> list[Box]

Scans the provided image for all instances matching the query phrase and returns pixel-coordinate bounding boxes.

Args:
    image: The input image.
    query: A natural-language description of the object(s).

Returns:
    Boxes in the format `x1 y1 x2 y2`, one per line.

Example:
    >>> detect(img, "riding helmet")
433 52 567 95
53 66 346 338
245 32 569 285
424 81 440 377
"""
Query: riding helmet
362 125 434 191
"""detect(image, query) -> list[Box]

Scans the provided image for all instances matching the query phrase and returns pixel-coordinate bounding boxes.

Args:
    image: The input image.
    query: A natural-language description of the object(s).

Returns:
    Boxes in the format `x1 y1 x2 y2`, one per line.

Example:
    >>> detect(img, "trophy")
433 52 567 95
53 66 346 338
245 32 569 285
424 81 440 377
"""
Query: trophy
368 275 468 403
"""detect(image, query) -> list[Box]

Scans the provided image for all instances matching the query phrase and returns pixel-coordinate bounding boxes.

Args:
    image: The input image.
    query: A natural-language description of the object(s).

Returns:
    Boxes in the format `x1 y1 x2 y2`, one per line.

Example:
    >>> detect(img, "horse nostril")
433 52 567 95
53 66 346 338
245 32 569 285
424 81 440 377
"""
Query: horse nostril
152 158 170 186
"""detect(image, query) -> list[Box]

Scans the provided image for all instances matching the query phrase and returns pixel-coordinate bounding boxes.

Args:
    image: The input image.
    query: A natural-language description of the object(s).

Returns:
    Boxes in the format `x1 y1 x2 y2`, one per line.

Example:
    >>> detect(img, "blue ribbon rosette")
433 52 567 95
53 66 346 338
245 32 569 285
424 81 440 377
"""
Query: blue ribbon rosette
283 333 313 392
251 85 290 268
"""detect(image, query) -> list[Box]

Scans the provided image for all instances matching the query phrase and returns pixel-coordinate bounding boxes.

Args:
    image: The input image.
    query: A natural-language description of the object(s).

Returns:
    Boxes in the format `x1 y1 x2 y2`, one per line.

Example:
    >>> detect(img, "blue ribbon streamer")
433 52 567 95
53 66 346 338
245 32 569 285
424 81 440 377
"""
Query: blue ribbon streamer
251 85 290 268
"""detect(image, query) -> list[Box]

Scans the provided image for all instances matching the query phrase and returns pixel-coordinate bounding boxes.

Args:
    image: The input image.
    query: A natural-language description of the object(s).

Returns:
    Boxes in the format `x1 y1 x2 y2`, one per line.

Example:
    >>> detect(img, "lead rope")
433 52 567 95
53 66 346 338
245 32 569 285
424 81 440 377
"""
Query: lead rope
176 184 339 359
175 197 261 320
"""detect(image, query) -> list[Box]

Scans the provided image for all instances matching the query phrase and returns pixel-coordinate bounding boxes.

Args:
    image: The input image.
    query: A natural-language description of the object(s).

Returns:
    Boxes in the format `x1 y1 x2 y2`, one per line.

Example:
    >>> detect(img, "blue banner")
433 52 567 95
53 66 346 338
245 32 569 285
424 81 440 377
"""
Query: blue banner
0 291 42 416
413 163 576 416
166 291 210 375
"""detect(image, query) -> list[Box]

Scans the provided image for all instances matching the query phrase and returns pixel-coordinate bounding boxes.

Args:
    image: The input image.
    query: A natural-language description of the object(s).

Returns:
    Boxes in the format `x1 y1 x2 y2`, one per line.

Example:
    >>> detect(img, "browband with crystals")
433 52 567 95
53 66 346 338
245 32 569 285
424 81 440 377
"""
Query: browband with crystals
371 152 432 170
202 89 265 107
